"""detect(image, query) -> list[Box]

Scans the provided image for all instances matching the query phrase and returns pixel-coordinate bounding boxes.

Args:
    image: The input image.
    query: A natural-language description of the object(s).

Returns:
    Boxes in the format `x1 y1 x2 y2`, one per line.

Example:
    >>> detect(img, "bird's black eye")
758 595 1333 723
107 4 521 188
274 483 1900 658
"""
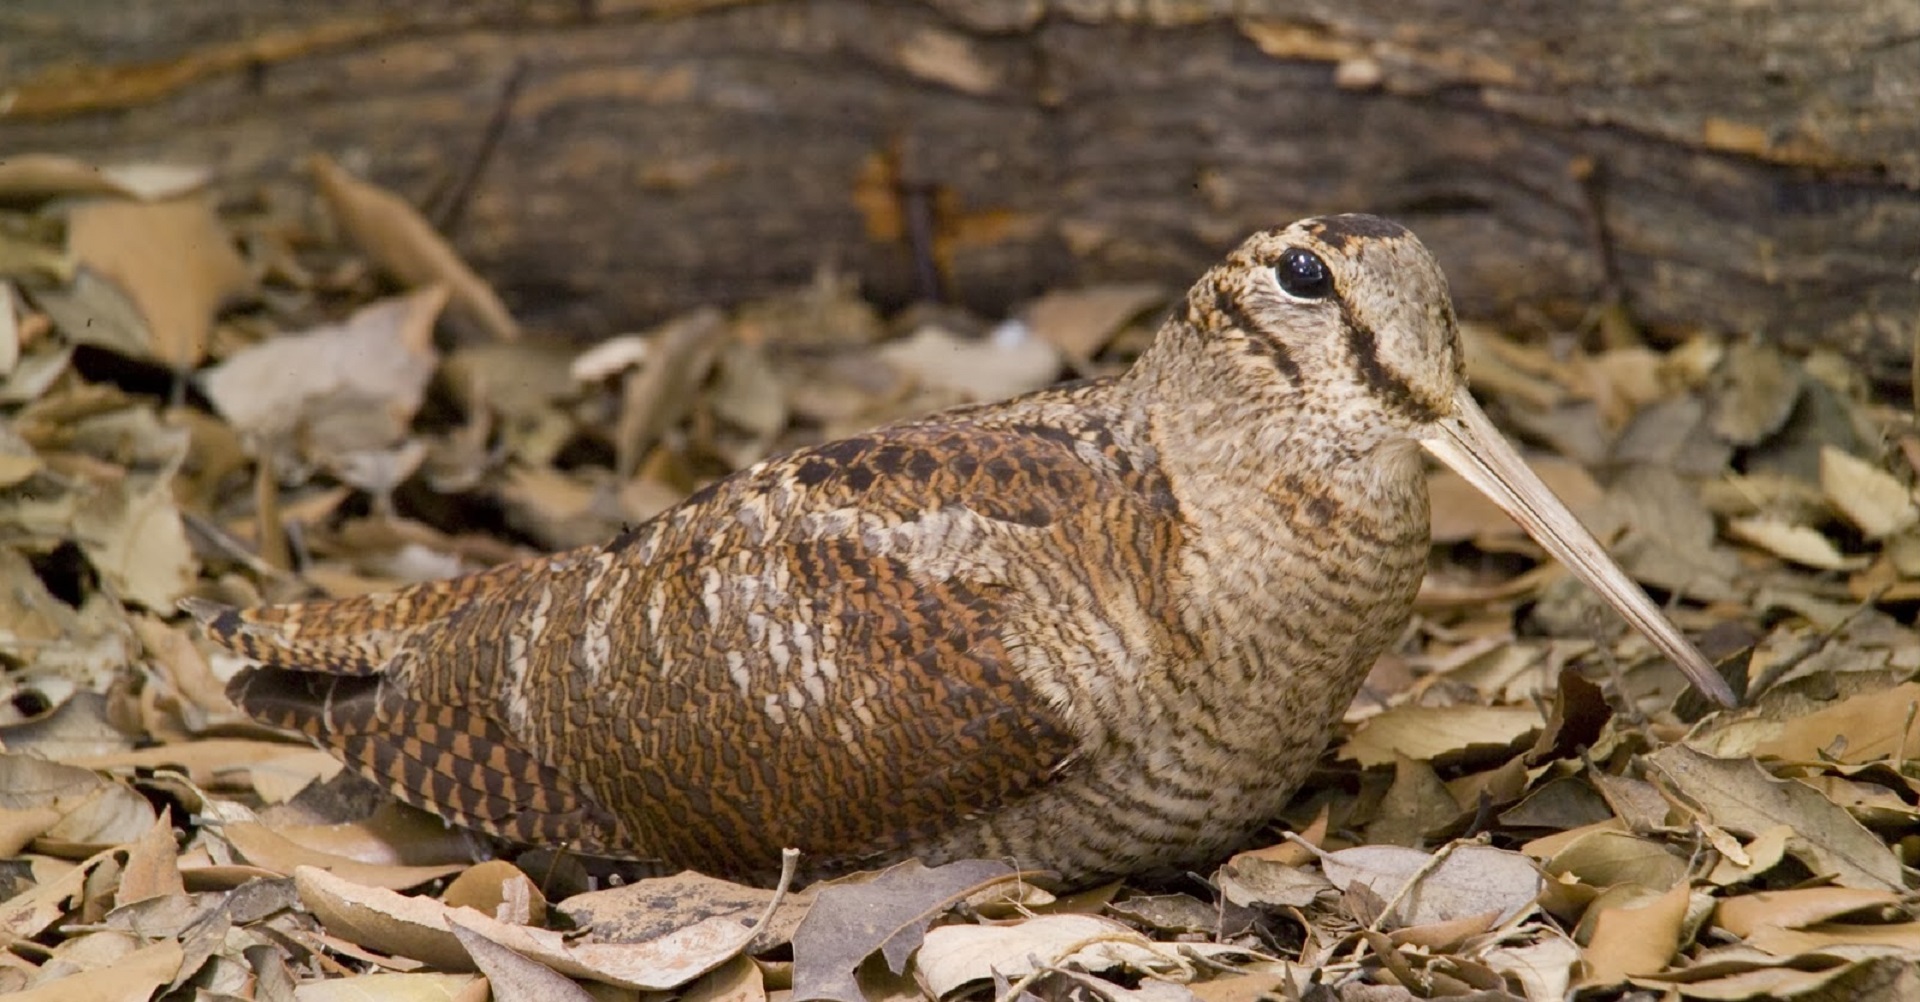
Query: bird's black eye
1274 248 1334 300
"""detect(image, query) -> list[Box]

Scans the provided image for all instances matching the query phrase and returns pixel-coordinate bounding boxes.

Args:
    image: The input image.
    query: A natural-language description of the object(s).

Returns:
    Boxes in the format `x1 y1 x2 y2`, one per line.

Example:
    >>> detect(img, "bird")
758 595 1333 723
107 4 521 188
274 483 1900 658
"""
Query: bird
190 214 1736 887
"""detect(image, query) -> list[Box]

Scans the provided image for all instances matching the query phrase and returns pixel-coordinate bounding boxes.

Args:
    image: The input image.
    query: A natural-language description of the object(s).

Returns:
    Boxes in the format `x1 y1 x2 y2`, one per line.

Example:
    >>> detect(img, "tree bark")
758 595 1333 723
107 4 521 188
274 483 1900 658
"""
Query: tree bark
5 1 1916 377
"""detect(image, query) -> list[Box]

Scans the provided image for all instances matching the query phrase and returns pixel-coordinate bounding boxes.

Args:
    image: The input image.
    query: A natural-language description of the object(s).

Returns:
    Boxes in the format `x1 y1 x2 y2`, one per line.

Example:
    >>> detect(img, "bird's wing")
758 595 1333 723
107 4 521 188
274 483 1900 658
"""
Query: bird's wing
201 393 1186 877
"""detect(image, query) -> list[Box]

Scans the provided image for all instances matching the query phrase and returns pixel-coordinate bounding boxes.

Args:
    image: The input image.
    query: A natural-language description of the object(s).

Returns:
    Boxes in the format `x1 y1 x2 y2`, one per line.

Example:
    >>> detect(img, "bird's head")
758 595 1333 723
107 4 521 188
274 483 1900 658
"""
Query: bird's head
1164 213 1738 708
1178 213 1465 446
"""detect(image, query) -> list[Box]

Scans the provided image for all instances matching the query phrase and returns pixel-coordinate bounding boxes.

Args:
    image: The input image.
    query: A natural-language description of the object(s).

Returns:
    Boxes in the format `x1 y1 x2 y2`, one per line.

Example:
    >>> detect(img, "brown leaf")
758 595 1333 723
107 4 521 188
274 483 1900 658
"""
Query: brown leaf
1318 843 1544 929
1478 935 1580 1000
1727 517 1867 571
913 913 1236 997
1023 283 1165 362
0 847 114 940
112 812 181 908
1215 856 1334 910
615 308 725 478
287 972 484 1002
1579 881 1690 984
1744 921 1920 959
70 739 340 801
1387 909 1499 952
1429 458 1604 544
42 782 156 849
876 324 1062 405
0 154 208 201
311 155 519 342
71 468 197 611
1644 745 1903 891
681 954 768 1002
1707 341 1801 446
448 918 598 1002
1749 680 1920 765
129 616 238 724
1715 887 1902 938
1821 446 1918 539
222 822 467 891
198 286 444 455
1529 827 1688 891
790 859 1018 1002
1365 755 1463 846
65 196 250 369
0 939 182 1002
1339 705 1543 768
1186 972 1296 1002
262 802 478 869
562 869 810 957
443 859 547 926
295 865 769 990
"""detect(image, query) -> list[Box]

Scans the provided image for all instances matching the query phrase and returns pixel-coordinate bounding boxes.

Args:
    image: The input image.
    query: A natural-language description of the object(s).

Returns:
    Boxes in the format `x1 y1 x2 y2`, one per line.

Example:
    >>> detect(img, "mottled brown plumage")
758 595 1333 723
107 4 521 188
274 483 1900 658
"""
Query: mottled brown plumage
194 215 1729 885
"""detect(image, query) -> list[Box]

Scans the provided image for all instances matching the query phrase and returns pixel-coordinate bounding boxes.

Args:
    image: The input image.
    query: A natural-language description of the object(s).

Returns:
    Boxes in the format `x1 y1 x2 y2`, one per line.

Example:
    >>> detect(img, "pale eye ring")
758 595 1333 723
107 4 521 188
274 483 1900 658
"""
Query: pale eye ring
1274 248 1334 300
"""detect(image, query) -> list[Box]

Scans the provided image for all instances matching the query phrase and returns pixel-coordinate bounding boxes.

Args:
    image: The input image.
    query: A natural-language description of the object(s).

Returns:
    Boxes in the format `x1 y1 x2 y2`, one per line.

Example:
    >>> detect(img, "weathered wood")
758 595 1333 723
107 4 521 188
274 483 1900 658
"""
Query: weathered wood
4 1 1916 376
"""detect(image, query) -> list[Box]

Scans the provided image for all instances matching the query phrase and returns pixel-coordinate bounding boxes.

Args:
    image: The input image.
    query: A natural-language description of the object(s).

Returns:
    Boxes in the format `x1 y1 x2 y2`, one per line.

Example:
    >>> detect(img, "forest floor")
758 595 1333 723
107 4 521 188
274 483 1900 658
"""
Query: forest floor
1 153 1918 1001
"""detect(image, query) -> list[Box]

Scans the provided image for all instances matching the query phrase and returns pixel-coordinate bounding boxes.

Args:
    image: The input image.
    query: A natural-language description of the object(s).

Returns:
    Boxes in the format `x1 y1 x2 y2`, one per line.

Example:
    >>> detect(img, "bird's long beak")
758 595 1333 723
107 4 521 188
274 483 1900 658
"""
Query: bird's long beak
1420 387 1739 707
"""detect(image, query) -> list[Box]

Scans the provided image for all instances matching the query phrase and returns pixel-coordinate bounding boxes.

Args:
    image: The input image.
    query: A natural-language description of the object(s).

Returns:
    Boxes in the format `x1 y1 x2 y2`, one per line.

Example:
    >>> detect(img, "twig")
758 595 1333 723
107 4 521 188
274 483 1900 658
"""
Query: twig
900 180 944 304
1364 838 1470 935
181 511 302 585
1898 700 1917 777
432 58 528 235
1747 589 1888 695
994 931 1183 1002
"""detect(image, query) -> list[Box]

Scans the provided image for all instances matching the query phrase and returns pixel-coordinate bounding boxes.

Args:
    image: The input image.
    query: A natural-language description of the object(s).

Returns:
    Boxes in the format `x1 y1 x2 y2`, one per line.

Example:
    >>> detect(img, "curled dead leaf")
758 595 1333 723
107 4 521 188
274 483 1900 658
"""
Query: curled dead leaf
311 155 519 342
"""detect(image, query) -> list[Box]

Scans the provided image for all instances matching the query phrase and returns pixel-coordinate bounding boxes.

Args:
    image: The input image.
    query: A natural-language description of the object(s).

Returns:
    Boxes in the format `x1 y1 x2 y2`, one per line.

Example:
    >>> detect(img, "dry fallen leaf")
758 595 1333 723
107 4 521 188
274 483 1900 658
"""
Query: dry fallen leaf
1339 704 1543 768
562 869 810 957
1707 341 1801 447
1714 887 1902 938
1820 446 1917 539
1023 283 1166 362
295 864 773 991
1643 745 1904 891
1216 855 1334 910
1580 881 1691 984
0 153 209 201
680 955 768 1002
65 196 250 370
1743 921 1920 959
1726 517 1868 571
286 971 484 1002
1527 825 1689 891
199 286 445 456
876 323 1062 405
2 938 183 1002
311 155 520 342
443 860 547 927
913 912 1238 997
1748 680 1920 765
789 859 1017 1002
71 471 197 611
1318 843 1544 929
222 822 468 891
448 918 598 1002
113 813 182 908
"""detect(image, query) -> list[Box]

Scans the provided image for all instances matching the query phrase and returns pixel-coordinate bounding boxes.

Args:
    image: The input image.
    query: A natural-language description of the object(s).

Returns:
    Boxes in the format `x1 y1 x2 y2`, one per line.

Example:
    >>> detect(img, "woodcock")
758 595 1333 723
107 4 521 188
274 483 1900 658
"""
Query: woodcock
193 214 1738 886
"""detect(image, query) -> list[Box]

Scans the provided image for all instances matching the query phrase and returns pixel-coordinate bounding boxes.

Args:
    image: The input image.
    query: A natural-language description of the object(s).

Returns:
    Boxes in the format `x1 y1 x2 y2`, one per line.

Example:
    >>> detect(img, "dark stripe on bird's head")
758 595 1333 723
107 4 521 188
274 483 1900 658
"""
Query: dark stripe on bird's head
1305 215 1410 251
1213 282 1301 382
1340 302 1445 422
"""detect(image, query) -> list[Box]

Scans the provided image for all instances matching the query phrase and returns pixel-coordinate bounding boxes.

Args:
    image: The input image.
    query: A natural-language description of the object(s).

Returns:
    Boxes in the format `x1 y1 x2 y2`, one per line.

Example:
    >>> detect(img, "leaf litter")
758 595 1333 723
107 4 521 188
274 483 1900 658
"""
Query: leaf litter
0 151 1917 1002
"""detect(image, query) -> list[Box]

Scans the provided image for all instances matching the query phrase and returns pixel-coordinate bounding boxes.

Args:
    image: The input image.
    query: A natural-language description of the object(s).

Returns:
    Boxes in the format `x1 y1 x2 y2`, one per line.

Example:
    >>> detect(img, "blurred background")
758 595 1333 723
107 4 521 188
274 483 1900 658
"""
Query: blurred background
6 0 1916 373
